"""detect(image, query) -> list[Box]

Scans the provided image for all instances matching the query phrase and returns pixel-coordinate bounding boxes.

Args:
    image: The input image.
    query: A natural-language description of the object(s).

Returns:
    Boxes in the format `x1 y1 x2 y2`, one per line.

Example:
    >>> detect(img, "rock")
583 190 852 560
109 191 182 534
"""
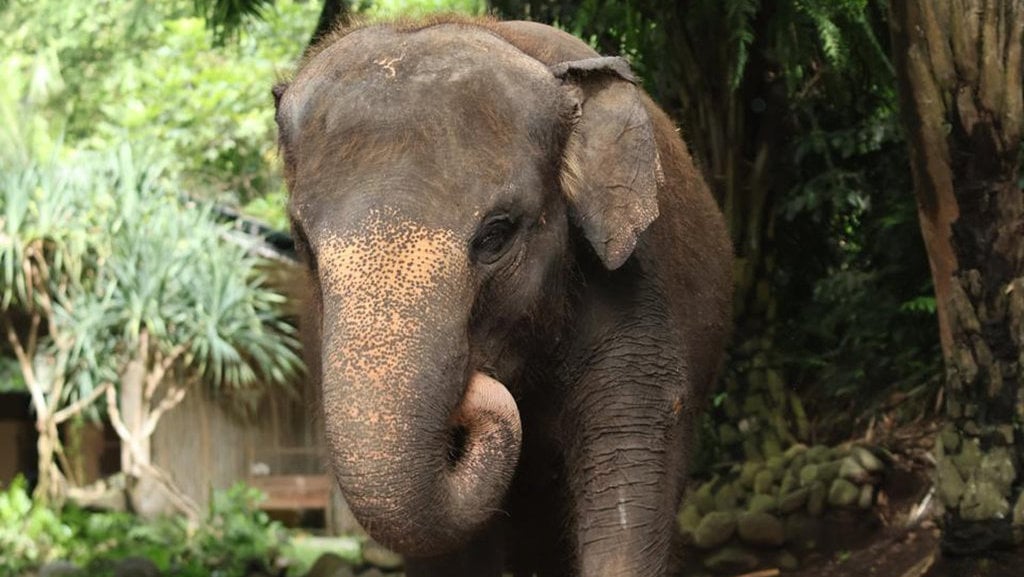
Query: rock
305 553 355 577
677 504 702 543
748 494 777 514
779 470 797 496
694 481 717 515
761 435 783 460
694 511 737 549
113 556 160 577
959 480 1010 521
818 460 842 483
853 447 884 473
936 457 966 507
779 487 810 514
806 445 830 463
702 546 759 574
774 550 799 571
361 542 403 571
753 469 775 495
783 443 808 461
828 479 860 508
858 484 874 509
952 439 982 476
938 426 960 454
978 447 1016 494
736 512 785 547
714 483 740 511
739 462 761 489
798 464 818 486
807 481 826 517
39 561 82 577
766 455 785 475
355 569 386 577
839 456 869 484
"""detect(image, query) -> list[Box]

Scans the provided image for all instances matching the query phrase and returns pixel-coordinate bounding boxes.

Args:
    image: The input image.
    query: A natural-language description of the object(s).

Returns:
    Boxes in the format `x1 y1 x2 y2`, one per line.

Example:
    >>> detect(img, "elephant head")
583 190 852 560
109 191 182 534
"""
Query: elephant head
274 20 661 556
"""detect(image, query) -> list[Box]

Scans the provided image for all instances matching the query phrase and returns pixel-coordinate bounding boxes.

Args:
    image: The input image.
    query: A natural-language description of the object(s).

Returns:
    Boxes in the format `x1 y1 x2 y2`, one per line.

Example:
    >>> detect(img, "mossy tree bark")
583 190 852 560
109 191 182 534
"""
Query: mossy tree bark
889 0 1024 556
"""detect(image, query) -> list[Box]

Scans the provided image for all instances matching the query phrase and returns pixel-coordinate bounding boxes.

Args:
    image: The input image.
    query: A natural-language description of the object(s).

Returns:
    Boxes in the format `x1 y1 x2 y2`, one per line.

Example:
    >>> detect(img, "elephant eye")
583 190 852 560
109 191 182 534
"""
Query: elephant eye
471 214 518 265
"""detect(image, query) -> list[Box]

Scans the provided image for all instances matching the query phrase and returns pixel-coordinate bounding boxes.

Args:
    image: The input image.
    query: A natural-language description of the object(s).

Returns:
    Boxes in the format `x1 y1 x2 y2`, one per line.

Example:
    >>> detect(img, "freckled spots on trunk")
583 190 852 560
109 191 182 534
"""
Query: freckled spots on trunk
318 209 467 394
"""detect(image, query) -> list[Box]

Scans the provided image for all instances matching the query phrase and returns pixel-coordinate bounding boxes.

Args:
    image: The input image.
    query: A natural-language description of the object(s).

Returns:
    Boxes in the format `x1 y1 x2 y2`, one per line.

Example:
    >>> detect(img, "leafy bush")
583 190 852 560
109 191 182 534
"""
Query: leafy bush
0 477 78 574
0 480 286 577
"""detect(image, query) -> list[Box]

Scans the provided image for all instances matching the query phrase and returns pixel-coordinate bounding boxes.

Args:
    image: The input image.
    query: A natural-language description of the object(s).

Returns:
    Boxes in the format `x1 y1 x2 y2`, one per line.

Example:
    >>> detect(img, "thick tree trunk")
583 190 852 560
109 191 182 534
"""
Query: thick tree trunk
309 0 349 48
890 0 1024 556
33 421 63 504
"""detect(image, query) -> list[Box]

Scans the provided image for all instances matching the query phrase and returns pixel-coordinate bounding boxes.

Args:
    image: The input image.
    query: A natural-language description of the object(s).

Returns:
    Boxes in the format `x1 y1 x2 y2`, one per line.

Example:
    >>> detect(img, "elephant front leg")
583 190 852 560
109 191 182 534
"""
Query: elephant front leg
566 365 694 577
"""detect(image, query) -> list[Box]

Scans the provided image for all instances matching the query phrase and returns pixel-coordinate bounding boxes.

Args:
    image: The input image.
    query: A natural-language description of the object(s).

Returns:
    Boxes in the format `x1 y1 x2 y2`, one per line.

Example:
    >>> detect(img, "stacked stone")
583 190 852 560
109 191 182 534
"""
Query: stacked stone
934 423 1024 539
677 444 887 574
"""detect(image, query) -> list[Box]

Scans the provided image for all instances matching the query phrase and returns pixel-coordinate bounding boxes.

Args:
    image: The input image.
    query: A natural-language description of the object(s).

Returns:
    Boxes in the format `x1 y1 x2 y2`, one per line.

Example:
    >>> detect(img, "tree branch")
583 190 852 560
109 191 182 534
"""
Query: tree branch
141 383 187 439
54 382 113 424
3 316 46 416
144 343 187 402
104 386 133 444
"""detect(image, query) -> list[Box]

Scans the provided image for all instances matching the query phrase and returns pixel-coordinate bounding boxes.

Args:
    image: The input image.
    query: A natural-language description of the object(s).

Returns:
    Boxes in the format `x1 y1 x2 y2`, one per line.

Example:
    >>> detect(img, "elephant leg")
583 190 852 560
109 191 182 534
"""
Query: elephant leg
565 346 694 577
404 523 505 577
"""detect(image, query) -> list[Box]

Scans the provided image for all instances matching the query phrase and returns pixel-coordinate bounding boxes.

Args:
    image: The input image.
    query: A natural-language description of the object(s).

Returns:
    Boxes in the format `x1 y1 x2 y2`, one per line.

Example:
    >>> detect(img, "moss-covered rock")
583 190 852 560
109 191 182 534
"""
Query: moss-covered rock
694 511 738 549
853 446 884 473
807 481 827 517
753 469 776 495
677 504 702 544
952 439 983 477
694 481 717 515
702 546 759 574
779 487 810 514
858 484 874 509
978 447 1016 494
736 512 785 547
739 461 761 489
806 445 830 463
1013 491 1024 528
714 483 741 511
959 480 1010 522
828 478 860 508
748 493 778 514
779 470 798 496
936 457 966 508
798 464 819 486
839 456 869 484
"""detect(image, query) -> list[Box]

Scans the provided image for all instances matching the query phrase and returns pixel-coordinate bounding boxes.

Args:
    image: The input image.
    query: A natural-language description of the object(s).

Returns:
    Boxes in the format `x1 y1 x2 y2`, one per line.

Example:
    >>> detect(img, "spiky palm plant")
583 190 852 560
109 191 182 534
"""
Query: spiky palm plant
2 141 302 511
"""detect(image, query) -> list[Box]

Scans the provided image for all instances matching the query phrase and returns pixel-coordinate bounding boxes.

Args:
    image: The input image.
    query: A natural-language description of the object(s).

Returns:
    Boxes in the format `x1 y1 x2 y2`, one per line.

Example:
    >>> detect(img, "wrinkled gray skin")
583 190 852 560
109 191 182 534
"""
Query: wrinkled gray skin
274 17 732 577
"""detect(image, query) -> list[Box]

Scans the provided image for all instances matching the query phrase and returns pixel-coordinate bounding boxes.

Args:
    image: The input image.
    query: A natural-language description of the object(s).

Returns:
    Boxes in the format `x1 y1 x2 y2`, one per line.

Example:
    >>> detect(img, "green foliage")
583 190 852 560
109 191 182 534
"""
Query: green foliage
2 142 303 410
0 480 286 576
0 477 76 574
0 0 319 211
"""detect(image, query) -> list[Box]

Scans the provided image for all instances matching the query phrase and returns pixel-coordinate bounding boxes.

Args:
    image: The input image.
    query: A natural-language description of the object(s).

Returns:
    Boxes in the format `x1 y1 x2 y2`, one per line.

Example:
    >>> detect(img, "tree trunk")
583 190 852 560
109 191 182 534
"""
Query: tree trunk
309 0 350 48
889 0 1024 557
33 420 63 504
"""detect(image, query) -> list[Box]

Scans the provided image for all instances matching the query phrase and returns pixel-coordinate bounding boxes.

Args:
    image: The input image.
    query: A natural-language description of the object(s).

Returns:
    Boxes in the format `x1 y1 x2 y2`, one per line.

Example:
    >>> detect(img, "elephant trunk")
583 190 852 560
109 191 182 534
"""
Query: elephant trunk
316 215 522 556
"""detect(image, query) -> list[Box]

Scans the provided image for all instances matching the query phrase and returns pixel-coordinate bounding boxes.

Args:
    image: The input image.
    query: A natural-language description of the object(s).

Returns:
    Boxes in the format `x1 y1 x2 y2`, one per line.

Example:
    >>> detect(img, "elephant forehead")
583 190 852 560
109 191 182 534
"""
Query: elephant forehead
318 212 467 384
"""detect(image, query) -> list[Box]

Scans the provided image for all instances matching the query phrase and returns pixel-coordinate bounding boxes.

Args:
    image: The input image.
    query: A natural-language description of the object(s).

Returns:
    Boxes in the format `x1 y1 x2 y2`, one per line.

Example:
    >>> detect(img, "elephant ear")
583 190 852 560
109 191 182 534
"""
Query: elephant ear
552 57 661 271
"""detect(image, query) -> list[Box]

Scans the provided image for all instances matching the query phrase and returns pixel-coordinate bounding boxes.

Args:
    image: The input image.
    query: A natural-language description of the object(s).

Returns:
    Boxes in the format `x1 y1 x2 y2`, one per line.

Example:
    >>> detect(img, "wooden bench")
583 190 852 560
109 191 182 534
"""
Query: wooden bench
247 474 332 512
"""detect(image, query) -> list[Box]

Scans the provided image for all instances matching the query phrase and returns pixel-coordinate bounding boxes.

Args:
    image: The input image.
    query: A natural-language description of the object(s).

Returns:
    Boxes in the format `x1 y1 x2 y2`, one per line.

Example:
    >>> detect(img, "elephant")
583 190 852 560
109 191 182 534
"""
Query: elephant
273 15 733 577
